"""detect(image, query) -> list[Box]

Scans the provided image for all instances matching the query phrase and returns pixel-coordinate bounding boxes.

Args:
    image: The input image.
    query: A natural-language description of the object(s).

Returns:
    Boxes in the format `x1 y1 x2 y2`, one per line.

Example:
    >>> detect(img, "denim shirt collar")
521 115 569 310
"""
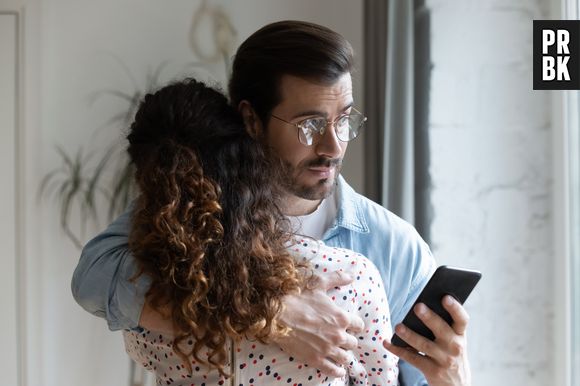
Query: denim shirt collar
324 175 370 240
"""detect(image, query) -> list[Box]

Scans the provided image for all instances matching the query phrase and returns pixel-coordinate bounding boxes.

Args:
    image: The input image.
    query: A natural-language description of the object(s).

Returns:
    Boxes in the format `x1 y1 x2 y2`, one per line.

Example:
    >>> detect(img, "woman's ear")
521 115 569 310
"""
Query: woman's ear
238 100 263 139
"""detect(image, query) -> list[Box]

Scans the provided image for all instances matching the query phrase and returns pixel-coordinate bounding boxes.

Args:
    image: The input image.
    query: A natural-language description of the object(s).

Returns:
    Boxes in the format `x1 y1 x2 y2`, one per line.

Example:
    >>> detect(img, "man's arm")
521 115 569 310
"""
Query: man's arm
71 208 150 331
71 210 364 372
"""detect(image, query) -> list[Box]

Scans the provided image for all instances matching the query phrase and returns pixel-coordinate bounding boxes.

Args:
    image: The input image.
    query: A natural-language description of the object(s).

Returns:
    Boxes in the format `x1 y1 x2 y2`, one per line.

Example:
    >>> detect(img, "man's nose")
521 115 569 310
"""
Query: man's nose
315 124 343 159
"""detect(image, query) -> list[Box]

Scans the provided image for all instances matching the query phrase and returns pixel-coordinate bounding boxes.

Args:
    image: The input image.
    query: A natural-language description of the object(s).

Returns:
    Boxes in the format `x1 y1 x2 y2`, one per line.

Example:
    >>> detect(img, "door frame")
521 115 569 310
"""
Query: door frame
0 9 23 386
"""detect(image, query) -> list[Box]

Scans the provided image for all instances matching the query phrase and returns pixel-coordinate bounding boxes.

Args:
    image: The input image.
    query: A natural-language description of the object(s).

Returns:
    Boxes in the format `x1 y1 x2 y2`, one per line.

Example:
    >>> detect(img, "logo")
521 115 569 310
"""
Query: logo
533 20 580 90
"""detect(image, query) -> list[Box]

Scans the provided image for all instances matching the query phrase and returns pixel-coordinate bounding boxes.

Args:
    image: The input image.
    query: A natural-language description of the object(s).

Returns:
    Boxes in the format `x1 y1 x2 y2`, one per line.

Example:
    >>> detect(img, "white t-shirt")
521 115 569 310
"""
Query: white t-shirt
288 190 338 240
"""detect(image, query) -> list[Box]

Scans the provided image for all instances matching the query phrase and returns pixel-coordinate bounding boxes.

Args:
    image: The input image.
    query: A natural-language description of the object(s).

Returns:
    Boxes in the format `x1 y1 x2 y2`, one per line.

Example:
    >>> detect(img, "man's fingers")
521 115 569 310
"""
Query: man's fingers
383 339 434 374
327 347 352 367
384 300 473 385
344 313 365 333
340 331 359 351
442 295 470 335
318 270 353 291
315 358 346 378
413 303 453 345
393 323 446 362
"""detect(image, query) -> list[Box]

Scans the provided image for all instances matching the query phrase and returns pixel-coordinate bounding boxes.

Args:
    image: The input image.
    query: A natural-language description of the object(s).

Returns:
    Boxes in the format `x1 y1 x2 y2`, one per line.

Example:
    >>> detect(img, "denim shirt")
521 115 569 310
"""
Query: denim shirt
322 176 436 386
71 175 435 386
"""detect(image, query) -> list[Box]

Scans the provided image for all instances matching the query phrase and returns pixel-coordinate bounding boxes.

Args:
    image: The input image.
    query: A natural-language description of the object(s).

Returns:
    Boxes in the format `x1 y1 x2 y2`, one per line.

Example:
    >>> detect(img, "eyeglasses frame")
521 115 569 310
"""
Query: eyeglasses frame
270 107 367 146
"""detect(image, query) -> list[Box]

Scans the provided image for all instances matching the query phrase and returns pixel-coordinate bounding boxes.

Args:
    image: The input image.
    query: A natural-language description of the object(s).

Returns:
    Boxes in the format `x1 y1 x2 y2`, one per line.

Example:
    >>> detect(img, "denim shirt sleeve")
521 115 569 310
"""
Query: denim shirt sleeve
398 359 429 386
71 207 150 331
387 229 434 386
392 237 434 386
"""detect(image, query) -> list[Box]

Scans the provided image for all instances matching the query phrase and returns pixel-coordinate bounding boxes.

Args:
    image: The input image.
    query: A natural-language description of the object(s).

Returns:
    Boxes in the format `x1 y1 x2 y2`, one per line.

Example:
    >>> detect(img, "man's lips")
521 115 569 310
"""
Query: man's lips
307 165 335 177
308 166 333 172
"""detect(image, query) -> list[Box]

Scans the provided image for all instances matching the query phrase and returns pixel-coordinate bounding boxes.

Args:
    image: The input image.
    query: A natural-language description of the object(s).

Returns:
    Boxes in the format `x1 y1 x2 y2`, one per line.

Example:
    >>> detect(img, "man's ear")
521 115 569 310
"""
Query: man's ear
238 100 263 139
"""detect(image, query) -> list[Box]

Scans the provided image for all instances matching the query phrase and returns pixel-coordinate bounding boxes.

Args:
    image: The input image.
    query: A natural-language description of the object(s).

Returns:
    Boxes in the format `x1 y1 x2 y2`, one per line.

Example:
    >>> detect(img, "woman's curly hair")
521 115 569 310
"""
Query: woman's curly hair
126 78 304 375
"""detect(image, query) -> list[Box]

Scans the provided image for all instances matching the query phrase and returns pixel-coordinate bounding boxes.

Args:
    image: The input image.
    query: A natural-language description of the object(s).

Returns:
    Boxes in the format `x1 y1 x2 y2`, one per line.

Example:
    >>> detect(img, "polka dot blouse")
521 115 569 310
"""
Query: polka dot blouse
123 239 399 385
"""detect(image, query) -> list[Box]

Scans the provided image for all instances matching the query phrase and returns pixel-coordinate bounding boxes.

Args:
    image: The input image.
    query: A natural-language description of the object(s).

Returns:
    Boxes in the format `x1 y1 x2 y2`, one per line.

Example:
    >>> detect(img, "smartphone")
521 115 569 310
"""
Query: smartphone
391 265 482 348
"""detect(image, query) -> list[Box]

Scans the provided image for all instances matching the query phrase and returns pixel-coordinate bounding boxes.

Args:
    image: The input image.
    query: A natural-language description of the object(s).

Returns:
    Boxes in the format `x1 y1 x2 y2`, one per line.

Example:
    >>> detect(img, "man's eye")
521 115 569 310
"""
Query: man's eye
302 118 326 132
336 115 350 128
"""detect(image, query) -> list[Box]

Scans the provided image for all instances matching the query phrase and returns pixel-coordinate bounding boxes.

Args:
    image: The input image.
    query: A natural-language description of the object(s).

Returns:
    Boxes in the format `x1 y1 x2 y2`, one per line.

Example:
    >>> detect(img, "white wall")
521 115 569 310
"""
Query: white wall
30 1 364 385
426 0 554 384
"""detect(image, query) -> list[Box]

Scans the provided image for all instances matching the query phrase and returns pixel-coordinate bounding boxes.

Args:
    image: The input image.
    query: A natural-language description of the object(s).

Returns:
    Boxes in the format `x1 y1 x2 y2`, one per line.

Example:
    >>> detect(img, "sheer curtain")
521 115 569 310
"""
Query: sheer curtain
363 1 432 384
363 0 432 242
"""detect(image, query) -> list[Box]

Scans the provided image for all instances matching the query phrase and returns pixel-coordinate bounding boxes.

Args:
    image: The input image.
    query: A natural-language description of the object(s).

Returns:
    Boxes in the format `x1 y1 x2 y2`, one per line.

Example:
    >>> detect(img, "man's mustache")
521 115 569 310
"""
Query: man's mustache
304 157 342 168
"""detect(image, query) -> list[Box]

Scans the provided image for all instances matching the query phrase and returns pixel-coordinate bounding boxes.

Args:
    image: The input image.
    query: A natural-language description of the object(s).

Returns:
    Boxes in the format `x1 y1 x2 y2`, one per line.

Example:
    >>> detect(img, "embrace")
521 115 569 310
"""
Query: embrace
72 20 472 386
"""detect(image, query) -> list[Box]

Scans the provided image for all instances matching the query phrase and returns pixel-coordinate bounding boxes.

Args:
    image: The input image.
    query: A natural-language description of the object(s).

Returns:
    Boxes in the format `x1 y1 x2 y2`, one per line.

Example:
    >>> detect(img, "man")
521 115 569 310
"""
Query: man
72 21 471 386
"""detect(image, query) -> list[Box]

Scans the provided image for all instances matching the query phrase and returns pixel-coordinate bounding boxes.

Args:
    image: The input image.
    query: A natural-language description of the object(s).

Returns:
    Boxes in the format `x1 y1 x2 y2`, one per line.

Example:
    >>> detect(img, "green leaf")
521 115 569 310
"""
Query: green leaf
38 168 64 202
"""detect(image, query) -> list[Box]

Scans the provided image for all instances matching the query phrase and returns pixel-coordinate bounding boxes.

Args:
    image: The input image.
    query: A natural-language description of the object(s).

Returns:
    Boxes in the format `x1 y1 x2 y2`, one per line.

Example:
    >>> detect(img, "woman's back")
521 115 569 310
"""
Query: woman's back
126 79 306 376
124 239 399 386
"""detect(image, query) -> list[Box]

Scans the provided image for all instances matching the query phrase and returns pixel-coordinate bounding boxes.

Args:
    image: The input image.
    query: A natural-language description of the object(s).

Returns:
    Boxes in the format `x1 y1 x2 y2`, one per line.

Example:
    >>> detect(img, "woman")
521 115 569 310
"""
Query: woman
123 78 398 385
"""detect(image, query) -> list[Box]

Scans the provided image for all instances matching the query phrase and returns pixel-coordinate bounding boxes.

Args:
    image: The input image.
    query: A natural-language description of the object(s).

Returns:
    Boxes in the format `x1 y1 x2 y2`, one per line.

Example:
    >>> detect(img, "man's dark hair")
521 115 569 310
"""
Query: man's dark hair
228 20 354 125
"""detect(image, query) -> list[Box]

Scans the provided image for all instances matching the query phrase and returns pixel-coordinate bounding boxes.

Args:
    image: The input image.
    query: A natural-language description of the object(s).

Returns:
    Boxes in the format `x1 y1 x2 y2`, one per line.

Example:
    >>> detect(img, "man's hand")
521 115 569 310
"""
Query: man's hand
383 295 472 386
274 270 365 378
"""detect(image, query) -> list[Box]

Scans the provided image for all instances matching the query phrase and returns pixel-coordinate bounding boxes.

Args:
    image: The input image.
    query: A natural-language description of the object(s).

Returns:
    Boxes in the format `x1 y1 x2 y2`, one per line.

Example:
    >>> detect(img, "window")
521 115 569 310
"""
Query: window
567 4 580 384
572 85 580 386
568 3 580 385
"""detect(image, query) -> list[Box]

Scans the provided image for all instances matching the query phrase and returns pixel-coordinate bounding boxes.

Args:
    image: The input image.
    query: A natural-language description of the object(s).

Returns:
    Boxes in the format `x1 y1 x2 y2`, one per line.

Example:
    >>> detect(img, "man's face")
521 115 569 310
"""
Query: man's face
264 73 352 201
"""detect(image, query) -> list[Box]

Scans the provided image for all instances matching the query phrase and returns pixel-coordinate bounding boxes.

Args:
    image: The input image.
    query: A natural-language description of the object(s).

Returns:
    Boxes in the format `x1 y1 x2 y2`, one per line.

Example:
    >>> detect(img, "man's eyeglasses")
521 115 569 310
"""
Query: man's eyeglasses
270 108 367 146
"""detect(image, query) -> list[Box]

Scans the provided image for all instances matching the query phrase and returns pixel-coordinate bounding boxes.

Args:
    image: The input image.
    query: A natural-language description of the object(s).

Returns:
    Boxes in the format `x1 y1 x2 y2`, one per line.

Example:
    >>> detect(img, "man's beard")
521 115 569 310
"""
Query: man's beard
282 156 342 200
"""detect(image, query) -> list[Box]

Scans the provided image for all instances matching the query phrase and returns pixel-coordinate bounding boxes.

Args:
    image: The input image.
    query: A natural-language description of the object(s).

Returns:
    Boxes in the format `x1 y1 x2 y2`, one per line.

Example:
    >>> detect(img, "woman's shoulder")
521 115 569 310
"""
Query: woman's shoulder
290 238 379 276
